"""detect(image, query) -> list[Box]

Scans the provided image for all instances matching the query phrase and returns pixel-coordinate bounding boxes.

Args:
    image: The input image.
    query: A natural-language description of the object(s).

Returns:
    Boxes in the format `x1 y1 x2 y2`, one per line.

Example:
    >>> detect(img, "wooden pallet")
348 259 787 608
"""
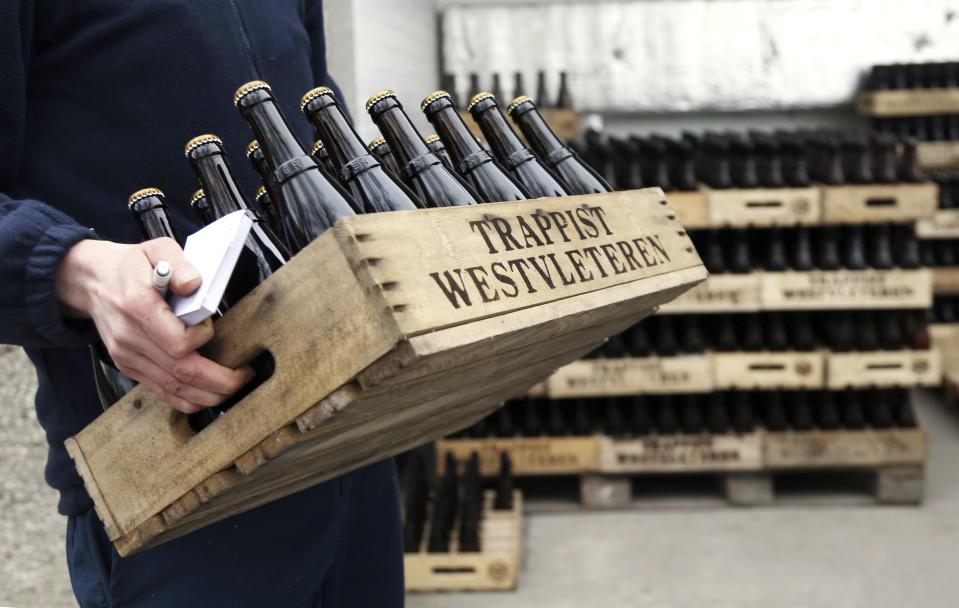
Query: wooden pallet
65 189 706 556
916 209 959 239
819 183 937 224
918 141 959 170
440 429 926 507
857 88 959 117
405 490 522 593
933 267 959 295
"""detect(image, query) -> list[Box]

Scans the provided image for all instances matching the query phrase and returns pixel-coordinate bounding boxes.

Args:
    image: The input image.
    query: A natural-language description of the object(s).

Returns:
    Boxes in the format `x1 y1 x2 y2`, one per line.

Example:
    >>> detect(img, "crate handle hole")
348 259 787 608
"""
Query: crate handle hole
866 362 903 370
865 198 897 207
745 201 782 208
186 349 276 434
748 363 786 371
432 566 478 575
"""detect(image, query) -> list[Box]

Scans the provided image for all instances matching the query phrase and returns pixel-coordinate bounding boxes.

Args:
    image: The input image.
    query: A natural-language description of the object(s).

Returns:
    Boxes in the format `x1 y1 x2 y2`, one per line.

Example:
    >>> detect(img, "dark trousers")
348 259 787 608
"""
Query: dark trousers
66 459 404 607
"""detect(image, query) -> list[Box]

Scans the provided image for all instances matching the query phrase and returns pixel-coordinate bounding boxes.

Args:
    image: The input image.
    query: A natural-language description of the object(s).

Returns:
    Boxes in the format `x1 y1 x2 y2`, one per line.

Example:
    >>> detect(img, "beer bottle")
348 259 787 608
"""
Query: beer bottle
681 316 705 353
495 400 516 437
604 397 626 437
556 71 573 109
535 70 550 107
764 391 788 431
702 135 733 189
245 140 281 207
765 312 789 351
716 314 739 351
366 89 478 207
893 389 917 428
189 188 216 226
780 131 810 187
573 398 592 436
547 399 567 436
867 389 894 429
655 396 679 435
816 390 841 430
868 224 894 269
728 229 752 274
309 139 338 179
680 395 704 434
655 316 679 356
816 226 842 270
764 227 788 271
788 390 814 431
628 322 652 357
493 452 514 510
878 310 903 350
829 311 856 352
790 311 818 351
301 86 421 212
630 396 653 436
523 399 543 436
490 73 504 104
791 227 814 271
843 225 868 270
184 134 289 307
368 136 402 177
739 314 764 352
507 96 611 194
840 388 866 429
897 138 925 182
233 80 355 251
467 72 481 102
703 229 727 273
752 131 785 188
857 311 880 351
254 186 281 235
423 134 455 172
841 133 873 184
512 72 526 101
604 332 627 358
706 392 730 434
729 134 759 188
442 73 460 108
731 391 755 433
468 92 568 198
422 90 529 203
871 134 900 183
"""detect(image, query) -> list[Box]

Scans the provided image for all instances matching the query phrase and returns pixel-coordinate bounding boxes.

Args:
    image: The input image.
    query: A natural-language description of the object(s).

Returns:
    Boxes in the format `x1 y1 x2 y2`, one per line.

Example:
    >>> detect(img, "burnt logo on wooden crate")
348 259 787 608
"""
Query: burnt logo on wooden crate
778 271 917 302
791 198 811 215
428 204 677 309
487 559 511 582
912 357 930 373
795 360 813 376
613 436 744 465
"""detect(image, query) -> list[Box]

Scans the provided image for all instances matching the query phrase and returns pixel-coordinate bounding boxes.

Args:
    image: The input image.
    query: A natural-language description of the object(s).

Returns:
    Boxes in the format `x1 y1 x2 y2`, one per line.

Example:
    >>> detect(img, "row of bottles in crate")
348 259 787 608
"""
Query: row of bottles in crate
872 116 959 142
448 389 918 440
591 310 929 358
402 451 513 554
442 70 573 111
932 295 959 324
863 62 959 91
690 225 922 273
573 128 925 192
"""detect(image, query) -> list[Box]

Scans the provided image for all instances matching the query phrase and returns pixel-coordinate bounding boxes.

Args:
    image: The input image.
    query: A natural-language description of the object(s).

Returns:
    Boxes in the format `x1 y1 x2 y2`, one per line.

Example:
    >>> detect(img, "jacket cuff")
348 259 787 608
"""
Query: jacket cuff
25 222 99 347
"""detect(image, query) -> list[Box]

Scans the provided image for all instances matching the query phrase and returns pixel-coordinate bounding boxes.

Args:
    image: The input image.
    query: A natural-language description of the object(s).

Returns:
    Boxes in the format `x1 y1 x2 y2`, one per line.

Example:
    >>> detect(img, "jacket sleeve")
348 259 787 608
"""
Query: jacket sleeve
0 1 99 348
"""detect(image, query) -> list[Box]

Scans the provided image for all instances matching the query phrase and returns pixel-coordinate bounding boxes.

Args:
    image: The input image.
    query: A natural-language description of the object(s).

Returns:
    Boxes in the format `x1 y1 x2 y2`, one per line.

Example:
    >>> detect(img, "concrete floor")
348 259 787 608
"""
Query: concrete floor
2 342 959 607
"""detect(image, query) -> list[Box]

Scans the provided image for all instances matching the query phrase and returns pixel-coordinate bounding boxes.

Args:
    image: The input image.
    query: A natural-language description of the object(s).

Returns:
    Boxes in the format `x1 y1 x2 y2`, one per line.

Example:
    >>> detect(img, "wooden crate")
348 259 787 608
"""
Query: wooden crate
436 437 599 476
933 267 959 294
761 269 932 310
763 428 926 470
537 355 713 397
857 88 959 117
825 349 941 389
712 352 824 390
405 490 522 592
459 108 580 142
65 189 706 555
918 141 959 170
659 274 762 314
706 187 821 226
597 433 762 474
820 183 938 224
667 190 709 229
931 323 959 381
916 209 959 239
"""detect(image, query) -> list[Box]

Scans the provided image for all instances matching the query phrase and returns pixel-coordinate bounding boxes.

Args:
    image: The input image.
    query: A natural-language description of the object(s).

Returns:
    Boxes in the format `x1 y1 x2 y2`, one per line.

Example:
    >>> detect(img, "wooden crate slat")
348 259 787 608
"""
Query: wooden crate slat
597 434 762 473
857 88 959 117
659 274 762 314
933 267 959 294
917 141 959 170
825 349 941 389
712 351 824 390
763 429 927 469
706 187 821 226
541 355 713 397
761 269 932 310
820 183 937 224
667 190 709 229
916 209 959 239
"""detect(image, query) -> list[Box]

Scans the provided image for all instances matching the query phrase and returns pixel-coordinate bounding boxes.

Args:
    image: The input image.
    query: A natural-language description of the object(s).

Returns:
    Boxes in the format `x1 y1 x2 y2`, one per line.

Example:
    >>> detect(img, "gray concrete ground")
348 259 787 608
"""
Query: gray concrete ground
2 344 958 607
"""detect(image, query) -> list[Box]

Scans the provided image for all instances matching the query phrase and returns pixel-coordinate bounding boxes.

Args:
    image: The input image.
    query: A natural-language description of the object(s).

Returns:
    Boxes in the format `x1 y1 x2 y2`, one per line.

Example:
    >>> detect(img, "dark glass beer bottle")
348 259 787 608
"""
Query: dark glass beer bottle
423 134 455 172
535 70 550 107
468 92 568 198
254 186 281 234
512 72 526 101
422 90 528 203
556 71 573 109
233 80 355 251
189 188 216 226
309 139 338 178
508 95 611 195
368 135 402 177
184 134 289 307
301 86 421 212
490 73 504 104
366 89 478 207
245 140 282 210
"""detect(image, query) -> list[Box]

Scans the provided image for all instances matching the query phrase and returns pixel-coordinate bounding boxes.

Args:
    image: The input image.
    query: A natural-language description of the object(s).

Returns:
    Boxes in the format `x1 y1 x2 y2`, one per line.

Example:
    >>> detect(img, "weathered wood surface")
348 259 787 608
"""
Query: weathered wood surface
761 269 932 310
857 88 959 117
659 274 761 314
538 355 713 397
933 267 959 295
825 349 941 389
916 209 959 239
712 351 824 390
706 187 820 226
67 188 706 555
820 183 937 224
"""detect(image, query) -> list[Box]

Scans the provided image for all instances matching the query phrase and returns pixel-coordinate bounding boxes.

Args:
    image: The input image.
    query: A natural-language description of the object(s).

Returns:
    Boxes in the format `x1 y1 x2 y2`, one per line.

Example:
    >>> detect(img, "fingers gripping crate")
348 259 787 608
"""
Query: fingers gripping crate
65 188 706 555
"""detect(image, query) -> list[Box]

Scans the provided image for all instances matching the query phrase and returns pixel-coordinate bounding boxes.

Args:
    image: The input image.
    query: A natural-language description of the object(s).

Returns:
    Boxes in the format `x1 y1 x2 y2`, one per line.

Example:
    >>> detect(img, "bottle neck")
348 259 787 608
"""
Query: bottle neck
249 147 271 185
472 104 525 162
372 104 431 166
512 106 566 159
241 99 307 171
427 103 485 170
191 154 251 218
133 204 180 242
306 101 370 172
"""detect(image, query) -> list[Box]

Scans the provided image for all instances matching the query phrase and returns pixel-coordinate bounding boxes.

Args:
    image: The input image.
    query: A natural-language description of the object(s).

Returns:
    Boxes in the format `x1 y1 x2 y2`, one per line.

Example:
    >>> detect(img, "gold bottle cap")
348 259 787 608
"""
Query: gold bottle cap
368 135 387 151
233 80 272 106
365 89 396 111
184 134 223 157
246 140 260 159
300 86 335 110
311 139 325 155
507 95 534 115
420 90 452 111
467 91 495 111
128 188 164 208
255 185 268 200
190 189 206 206
423 133 441 145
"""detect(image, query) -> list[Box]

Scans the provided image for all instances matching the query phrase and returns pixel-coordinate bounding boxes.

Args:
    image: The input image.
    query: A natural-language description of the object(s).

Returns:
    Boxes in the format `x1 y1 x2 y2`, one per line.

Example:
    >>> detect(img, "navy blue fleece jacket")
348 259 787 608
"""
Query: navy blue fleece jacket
0 0 342 515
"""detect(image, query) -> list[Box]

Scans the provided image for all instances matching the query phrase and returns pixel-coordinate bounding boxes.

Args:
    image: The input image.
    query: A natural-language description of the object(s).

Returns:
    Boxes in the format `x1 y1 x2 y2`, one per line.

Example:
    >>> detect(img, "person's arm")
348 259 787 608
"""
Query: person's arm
0 3 248 412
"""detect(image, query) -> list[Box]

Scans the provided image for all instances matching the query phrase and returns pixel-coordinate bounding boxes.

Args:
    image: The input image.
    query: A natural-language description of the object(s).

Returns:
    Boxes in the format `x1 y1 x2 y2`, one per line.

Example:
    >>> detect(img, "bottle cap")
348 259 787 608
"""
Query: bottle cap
255 186 268 200
310 139 325 156
184 134 223 157
368 135 387 151
507 95 534 115
300 86 335 110
190 189 206 206
467 91 495 111
420 90 452 111
233 80 272 107
246 140 260 159
128 188 164 208
423 134 441 145
366 89 398 111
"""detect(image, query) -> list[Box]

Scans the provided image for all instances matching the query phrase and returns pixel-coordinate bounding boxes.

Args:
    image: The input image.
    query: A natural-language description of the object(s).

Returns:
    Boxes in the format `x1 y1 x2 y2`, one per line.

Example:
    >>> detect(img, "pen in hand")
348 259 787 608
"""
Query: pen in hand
152 260 172 296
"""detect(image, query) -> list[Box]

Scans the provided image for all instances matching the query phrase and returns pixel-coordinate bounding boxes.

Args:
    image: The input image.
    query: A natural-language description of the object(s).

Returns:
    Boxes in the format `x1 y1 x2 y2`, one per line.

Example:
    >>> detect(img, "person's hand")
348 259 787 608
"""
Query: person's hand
55 238 251 413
